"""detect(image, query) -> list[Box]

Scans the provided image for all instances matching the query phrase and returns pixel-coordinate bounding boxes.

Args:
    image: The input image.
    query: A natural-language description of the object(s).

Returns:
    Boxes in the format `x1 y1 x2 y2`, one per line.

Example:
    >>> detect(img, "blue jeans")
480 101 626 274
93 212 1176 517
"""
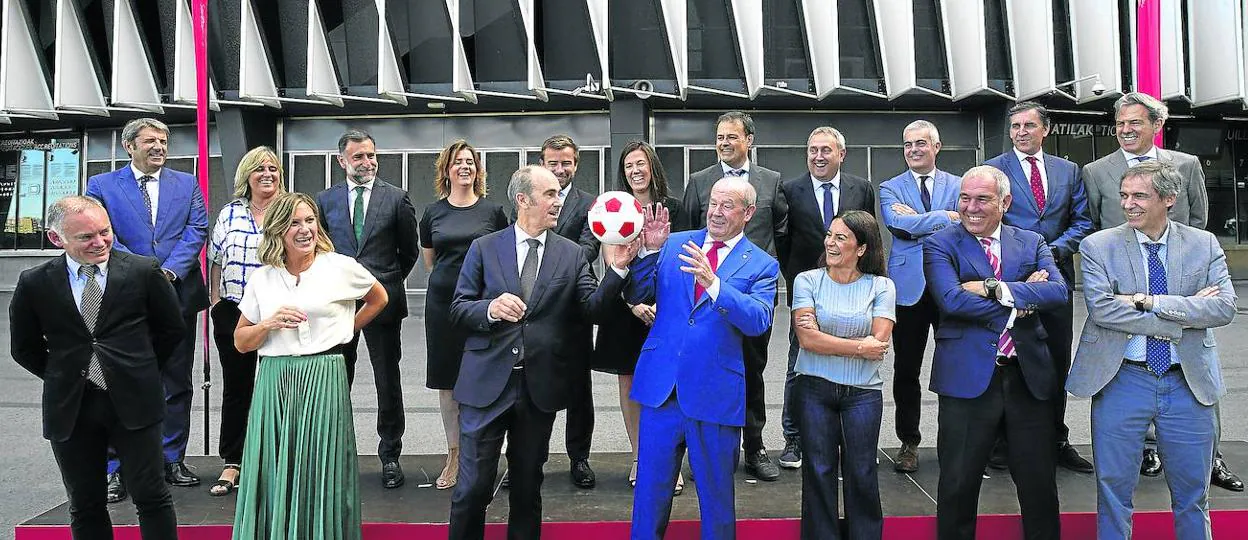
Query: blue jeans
794 375 884 540
1091 363 1216 540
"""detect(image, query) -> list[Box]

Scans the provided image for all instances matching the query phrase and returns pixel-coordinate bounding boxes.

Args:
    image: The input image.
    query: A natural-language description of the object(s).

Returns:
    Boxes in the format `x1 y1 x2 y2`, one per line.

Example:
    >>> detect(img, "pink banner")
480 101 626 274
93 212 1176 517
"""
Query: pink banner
1136 0 1163 148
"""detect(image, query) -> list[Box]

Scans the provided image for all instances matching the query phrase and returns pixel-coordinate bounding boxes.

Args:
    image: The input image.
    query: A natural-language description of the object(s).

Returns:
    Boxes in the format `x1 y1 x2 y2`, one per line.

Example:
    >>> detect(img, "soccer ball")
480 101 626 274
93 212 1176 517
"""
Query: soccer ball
588 191 645 245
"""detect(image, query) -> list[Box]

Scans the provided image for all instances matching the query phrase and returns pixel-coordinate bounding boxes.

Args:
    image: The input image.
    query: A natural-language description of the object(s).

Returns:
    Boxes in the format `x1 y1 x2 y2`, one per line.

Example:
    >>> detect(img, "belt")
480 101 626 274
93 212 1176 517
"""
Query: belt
1123 359 1181 373
313 344 346 357
995 355 1017 367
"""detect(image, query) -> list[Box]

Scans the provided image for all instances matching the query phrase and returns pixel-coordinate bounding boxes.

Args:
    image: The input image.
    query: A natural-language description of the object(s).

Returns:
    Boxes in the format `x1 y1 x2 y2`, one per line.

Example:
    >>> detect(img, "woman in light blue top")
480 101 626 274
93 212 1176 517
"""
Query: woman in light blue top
791 210 896 540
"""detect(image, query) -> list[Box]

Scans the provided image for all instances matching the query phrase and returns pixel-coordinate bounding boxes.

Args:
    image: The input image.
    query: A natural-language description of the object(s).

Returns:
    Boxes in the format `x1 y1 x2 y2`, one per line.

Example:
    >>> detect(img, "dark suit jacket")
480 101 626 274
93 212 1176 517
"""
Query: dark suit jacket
317 179 420 326
85 167 209 315
986 152 1093 278
449 226 625 412
9 251 185 442
776 172 876 300
680 163 788 257
922 224 1069 400
553 186 602 268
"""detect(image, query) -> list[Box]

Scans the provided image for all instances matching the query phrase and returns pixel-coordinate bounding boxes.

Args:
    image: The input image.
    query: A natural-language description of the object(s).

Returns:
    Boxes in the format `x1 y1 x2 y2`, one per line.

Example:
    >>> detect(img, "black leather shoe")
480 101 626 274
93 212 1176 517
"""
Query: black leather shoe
570 458 596 489
164 461 201 487
1058 443 1094 474
499 470 510 489
106 472 127 504
381 460 405 489
1212 458 1244 492
1141 448 1163 477
743 449 780 481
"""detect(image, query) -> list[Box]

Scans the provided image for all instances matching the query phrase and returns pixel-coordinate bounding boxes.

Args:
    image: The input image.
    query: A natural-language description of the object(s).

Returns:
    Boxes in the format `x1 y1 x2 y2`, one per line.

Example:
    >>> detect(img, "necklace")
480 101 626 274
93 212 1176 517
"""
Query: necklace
250 200 271 213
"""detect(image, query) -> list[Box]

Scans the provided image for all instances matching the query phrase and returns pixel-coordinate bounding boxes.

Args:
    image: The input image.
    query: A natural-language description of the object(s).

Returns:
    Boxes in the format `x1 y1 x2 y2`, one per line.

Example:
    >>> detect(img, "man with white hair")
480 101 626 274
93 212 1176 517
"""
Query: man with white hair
923 165 1068 540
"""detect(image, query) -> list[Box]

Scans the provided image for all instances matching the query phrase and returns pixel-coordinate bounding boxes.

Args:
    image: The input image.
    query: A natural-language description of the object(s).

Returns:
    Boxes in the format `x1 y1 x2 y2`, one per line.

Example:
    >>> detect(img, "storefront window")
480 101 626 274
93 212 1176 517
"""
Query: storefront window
0 137 82 249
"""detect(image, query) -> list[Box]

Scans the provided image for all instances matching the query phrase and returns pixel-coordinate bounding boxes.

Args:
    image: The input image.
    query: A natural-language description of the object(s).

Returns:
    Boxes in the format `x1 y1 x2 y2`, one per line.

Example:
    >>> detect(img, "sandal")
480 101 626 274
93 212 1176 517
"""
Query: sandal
209 465 240 497
629 460 638 488
437 448 460 490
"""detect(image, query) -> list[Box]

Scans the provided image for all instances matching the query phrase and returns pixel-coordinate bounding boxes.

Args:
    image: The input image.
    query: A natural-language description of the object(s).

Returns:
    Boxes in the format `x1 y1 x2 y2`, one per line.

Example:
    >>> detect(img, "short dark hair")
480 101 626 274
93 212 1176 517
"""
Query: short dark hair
615 140 670 201
337 129 375 155
1007 101 1051 129
717 111 755 136
541 134 579 163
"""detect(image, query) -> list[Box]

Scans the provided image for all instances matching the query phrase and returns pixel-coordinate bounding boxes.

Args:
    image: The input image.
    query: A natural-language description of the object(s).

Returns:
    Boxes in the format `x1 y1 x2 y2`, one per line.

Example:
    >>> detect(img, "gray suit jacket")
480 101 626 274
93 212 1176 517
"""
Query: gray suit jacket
1083 148 1208 230
1068 222 1235 405
680 162 787 257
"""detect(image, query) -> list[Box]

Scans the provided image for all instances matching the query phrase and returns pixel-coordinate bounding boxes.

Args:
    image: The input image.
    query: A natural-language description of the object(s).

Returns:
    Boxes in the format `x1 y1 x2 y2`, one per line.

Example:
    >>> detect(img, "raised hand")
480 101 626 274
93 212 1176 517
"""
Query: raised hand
678 241 717 289
641 203 671 251
608 236 642 269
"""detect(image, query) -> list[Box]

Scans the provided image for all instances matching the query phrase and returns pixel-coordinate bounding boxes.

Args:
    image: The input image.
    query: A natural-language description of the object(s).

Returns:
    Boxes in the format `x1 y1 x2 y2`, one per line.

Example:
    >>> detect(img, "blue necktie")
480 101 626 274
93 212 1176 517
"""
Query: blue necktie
1136 155 1152 164
1144 243 1171 375
821 182 836 231
918 175 932 212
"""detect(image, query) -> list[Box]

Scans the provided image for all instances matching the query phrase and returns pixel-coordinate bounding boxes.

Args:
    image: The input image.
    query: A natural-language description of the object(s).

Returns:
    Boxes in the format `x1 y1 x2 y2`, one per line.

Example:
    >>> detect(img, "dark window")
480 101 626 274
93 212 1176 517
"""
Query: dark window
610 0 676 81
376 154 404 188
323 0 381 88
484 151 520 203
386 0 454 85
1117 0 1134 92
837 0 883 80
208 156 229 217
688 0 744 82
655 147 687 198
465 0 528 83
756 148 803 180
406 152 439 290
1052 0 1074 86
688 149 719 178
984 0 1012 93
913 0 949 85
537 0 600 83
131 0 171 92
763 0 810 81
572 150 603 197
292 154 328 195
81 0 114 87
250 0 291 88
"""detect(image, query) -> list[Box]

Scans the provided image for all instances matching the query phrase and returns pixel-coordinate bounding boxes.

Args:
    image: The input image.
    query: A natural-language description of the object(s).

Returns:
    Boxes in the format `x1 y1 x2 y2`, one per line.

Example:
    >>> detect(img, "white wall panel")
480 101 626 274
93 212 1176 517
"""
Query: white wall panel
658 0 688 99
110 0 164 112
730 0 763 98
1068 0 1121 102
941 0 988 100
1159 0 1186 99
239 0 282 107
1005 0 1056 100
54 0 108 115
873 0 915 99
1187 0 1244 106
800 0 838 98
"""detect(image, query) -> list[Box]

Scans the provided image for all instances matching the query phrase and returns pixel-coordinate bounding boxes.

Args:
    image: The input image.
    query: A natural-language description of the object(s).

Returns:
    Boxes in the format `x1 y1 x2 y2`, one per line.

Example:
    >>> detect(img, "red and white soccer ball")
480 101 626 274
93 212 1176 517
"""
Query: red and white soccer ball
588 191 645 245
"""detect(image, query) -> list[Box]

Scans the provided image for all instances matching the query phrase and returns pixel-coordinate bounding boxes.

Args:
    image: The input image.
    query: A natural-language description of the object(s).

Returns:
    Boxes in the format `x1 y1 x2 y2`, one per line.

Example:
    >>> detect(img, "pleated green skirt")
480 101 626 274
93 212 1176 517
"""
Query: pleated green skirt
231 353 361 540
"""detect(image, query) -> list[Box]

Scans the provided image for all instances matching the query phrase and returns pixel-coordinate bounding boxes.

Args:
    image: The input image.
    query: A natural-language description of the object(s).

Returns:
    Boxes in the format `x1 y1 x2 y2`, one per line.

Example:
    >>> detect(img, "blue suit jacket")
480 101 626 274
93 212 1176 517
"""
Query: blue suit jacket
627 230 779 427
986 152 1093 261
879 169 961 306
85 166 209 314
923 224 1069 399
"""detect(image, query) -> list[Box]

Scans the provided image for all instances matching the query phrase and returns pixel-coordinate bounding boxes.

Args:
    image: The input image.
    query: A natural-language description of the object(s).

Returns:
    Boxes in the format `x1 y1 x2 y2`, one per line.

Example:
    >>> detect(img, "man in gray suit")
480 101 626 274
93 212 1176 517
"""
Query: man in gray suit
1069 160 1235 540
1083 92 1208 230
680 111 788 481
315 129 421 489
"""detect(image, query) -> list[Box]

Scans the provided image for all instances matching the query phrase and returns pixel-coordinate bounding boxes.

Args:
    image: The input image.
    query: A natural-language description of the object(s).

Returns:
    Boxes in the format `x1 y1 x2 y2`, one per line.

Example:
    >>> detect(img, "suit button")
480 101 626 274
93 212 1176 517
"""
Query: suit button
80 370 87 377
689 319 695 325
511 347 519 355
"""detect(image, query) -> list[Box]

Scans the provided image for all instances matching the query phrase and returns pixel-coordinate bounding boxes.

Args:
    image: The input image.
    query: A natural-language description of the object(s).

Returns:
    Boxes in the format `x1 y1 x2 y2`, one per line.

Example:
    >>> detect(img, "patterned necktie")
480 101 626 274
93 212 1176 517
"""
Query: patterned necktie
520 238 541 302
919 175 932 212
352 185 366 242
820 182 836 232
138 175 156 223
1144 243 1171 375
981 238 1015 357
726 168 746 177
1026 156 1046 212
694 240 726 302
78 264 108 389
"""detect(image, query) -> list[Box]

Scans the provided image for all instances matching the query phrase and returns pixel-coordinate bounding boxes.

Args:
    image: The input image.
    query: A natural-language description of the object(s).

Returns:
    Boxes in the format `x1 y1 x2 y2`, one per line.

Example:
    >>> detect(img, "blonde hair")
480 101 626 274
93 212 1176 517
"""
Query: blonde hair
434 140 487 199
257 192 334 267
232 146 285 200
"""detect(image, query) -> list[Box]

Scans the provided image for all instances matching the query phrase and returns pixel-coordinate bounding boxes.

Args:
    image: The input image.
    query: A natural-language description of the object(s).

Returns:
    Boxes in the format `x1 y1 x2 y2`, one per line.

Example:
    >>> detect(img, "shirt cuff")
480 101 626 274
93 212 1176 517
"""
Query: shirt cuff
705 277 721 301
610 266 629 278
996 282 1015 308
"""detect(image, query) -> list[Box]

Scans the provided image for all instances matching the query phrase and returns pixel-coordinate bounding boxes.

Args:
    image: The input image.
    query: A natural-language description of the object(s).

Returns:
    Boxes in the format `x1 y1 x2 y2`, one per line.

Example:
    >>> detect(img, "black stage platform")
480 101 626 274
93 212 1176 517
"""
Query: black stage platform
17 443 1248 539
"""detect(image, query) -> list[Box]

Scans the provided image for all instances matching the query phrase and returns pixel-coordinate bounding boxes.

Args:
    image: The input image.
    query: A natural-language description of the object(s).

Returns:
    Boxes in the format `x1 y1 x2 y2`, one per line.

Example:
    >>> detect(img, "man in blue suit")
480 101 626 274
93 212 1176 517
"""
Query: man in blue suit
924 165 1069 540
85 118 208 502
985 101 1094 473
446 166 635 540
878 120 961 473
629 177 780 540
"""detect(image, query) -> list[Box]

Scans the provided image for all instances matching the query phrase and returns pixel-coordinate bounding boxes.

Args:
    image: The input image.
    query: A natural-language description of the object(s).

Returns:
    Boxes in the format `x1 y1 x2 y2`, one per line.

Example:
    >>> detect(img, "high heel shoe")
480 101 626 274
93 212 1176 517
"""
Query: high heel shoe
437 448 460 490
629 460 638 487
209 465 240 497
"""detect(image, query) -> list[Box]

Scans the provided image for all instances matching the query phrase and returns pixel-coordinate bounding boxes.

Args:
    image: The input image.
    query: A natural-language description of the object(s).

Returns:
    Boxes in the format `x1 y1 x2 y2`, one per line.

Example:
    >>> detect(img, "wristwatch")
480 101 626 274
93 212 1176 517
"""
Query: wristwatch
1132 293 1147 311
984 278 999 300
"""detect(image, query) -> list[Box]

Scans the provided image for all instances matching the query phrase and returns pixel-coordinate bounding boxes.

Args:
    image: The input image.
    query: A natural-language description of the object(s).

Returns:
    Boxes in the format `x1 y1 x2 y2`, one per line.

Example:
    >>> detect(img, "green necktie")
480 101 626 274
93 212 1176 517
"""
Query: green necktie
352 185 366 242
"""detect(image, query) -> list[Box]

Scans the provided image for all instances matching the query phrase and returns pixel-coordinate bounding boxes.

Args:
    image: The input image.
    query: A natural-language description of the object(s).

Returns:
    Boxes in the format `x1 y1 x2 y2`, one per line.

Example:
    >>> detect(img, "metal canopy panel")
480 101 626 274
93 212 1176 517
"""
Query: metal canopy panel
1 0 57 118
730 0 762 98
110 0 163 111
1187 0 1245 107
941 0 988 100
800 0 839 98
1006 0 1057 100
1068 0 1121 103
659 0 689 99
1159 0 1186 100
305 0 345 105
516 0 547 100
585 0 613 99
375 0 465 103
873 0 916 100
54 0 108 115
446 0 478 103
239 0 282 107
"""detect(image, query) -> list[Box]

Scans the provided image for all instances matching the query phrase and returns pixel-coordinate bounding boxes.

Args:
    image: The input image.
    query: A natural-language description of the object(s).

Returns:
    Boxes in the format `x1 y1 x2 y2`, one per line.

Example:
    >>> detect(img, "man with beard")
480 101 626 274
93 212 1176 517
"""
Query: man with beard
315 128 420 489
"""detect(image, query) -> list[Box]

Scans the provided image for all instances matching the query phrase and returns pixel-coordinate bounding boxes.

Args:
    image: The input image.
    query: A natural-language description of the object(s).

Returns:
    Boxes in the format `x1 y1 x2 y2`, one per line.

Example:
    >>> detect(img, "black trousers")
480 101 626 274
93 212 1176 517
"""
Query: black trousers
449 369 556 540
1045 261 1077 444
892 292 941 446
53 385 177 540
936 364 1059 540
344 322 406 461
564 361 594 460
742 325 773 454
209 300 258 464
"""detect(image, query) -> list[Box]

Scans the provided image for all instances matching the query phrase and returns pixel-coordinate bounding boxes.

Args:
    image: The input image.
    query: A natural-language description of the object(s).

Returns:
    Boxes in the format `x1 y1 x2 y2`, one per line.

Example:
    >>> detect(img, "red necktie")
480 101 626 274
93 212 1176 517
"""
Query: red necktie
1026 156 1046 212
694 240 726 301
981 237 1015 357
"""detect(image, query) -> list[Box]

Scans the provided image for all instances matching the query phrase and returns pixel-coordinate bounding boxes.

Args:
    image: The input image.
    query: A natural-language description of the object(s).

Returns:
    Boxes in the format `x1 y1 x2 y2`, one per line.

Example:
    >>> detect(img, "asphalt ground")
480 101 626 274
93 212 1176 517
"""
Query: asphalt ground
3 287 1248 538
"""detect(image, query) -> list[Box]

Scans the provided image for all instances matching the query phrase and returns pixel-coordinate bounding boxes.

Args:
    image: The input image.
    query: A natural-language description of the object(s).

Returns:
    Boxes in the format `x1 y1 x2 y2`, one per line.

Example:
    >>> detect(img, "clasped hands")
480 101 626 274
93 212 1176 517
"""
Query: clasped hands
961 269 1050 318
794 312 890 361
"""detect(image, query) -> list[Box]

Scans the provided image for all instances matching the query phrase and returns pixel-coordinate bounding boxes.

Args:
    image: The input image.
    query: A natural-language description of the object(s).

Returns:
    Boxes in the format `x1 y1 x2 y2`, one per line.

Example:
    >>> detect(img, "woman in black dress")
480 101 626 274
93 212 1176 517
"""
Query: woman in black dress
419 140 509 490
593 140 685 491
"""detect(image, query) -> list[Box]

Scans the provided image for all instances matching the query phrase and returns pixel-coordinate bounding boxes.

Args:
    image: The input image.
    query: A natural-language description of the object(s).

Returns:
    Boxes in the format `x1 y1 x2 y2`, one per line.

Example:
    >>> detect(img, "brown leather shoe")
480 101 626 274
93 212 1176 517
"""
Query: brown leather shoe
894 443 919 473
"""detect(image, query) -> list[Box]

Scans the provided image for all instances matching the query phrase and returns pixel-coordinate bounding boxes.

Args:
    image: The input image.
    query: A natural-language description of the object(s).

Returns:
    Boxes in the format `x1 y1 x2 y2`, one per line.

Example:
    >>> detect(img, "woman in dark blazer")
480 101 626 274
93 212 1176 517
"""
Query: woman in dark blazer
592 140 685 491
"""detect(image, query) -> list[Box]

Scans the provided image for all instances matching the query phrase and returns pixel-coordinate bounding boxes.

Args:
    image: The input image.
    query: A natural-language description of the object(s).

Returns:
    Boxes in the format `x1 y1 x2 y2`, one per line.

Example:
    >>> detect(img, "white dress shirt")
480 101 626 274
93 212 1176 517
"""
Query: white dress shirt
974 225 1020 336
130 164 162 225
1014 148 1049 198
347 178 376 222
1120 147 1160 166
909 170 934 198
699 231 744 301
721 160 752 180
811 172 842 224
514 226 549 274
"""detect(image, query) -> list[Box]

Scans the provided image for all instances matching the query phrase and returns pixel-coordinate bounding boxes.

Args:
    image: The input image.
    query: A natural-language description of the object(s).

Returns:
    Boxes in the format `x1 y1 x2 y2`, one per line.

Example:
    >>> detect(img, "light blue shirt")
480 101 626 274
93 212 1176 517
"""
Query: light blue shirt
1124 226 1180 365
791 271 896 390
66 255 108 312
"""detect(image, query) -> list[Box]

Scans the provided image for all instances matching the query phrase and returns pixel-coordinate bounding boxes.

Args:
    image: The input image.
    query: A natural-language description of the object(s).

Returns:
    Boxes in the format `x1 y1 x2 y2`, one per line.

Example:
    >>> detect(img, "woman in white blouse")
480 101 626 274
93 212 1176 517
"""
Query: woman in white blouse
206 146 284 496
231 192 388 540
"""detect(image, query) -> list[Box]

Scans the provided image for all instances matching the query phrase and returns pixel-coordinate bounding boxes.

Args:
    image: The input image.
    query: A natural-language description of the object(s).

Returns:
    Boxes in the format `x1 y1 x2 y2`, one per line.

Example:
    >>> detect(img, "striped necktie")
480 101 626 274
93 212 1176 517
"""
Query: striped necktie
981 238 1015 357
78 264 108 389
